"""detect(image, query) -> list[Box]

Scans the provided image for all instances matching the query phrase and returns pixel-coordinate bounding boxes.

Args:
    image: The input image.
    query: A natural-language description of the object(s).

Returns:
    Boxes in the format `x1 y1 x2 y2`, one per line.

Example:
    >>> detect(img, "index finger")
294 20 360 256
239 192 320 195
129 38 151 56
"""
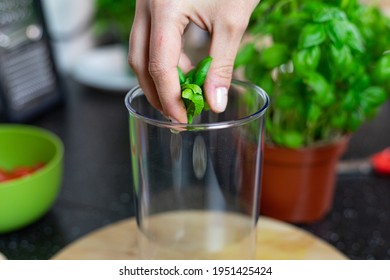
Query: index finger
149 3 189 123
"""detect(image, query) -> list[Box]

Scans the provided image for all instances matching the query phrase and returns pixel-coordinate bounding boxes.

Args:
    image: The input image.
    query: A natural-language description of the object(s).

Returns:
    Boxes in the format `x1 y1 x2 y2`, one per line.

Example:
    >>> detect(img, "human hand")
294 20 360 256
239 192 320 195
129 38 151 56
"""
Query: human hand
128 0 260 123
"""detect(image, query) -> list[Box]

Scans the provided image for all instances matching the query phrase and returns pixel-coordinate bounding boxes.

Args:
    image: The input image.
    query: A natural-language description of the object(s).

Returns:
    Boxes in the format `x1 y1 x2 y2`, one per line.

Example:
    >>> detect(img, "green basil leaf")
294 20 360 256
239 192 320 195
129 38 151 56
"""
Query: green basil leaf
329 44 353 76
181 83 204 124
193 56 213 86
347 111 363 131
326 19 347 47
298 23 326 49
185 69 195 84
313 6 347 22
186 107 194 124
192 93 204 116
275 94 296 109
244 62 267 85
304 72 334 107
257 72 274 96
361 86 387 107
326 20 364 52
178 67 185 84
281 130 305 148
342 90 357 111
307 104 322 125
375 54 390 83
292 46 321 74
330 111 347 129
348 70 370 92
182 83 202 96
345 22 365 53
260 43 289 69
182 88 194 100
304 72 328 97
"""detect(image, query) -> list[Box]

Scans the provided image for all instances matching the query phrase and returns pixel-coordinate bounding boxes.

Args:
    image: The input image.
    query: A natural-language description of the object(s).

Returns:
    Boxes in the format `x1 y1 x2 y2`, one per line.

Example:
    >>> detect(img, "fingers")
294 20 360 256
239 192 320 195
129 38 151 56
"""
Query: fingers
202 0 259 113
128 1 163 112
178 52 193 74
149 2 189 123
129 1 189 123
129 0 259 121
203 16 249 113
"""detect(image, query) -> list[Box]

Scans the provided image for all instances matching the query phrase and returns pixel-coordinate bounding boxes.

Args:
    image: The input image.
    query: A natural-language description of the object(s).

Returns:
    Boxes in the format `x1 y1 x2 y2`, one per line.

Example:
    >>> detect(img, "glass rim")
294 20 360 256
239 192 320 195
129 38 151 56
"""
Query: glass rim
124 79 269 130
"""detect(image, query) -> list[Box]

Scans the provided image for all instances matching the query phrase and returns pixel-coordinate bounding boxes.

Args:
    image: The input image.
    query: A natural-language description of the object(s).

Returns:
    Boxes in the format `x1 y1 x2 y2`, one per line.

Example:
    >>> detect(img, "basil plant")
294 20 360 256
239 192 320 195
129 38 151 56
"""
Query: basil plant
94 0 136 44
236 0 390 148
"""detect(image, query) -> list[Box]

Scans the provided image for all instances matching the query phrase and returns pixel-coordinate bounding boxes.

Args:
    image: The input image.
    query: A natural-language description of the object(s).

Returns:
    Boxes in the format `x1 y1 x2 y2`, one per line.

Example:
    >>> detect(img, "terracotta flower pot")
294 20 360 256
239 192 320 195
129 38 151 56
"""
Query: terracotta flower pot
260 137 349 223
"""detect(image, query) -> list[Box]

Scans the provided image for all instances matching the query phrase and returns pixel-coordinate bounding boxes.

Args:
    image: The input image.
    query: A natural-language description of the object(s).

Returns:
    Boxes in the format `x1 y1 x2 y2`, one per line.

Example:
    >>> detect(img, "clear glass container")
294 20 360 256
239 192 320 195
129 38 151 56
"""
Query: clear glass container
125 80 269 259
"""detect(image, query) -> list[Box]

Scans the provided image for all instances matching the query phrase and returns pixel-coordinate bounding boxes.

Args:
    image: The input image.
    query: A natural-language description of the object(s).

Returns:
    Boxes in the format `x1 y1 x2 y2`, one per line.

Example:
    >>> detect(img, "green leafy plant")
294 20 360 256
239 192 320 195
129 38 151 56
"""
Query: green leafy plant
94 0 136 44
179 56 213 124
236 0 390 148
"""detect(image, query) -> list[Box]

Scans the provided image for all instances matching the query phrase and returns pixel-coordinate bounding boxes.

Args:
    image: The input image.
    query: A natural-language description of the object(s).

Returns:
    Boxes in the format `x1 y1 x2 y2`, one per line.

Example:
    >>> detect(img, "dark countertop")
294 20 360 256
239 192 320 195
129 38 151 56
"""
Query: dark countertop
1 77 390 260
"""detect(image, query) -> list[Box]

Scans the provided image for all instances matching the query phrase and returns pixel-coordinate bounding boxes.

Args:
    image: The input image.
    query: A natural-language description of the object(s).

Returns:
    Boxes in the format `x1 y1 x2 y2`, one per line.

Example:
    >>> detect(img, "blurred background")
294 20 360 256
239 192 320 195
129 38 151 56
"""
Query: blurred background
0 0 211 122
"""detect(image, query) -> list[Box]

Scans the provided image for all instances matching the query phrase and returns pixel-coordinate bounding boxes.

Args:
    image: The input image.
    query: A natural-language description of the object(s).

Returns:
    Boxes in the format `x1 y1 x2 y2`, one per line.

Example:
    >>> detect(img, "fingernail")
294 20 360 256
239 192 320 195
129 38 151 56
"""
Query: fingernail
214 87 228 112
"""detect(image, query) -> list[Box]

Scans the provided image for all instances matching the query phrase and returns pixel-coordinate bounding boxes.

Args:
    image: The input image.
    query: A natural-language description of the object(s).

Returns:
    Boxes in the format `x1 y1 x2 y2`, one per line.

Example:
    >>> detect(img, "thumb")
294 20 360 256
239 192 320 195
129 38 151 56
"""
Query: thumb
203 21 246 113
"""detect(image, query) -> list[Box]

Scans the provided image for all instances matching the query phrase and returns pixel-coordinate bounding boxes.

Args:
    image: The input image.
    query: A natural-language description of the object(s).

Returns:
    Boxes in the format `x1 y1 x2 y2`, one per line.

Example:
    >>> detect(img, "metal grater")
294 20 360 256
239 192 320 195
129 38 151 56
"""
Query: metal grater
0 0 62 122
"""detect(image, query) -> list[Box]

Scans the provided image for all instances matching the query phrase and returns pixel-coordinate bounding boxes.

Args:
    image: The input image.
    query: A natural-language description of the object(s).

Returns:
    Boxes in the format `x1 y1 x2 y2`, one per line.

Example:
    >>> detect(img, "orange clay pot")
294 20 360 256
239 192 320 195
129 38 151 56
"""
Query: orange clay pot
260 137 349 224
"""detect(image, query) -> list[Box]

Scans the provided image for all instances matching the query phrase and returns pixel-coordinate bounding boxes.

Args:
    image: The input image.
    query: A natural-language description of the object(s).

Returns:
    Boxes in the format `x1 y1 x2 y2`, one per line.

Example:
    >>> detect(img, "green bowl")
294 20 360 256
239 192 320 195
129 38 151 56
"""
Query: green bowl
0 125 64 233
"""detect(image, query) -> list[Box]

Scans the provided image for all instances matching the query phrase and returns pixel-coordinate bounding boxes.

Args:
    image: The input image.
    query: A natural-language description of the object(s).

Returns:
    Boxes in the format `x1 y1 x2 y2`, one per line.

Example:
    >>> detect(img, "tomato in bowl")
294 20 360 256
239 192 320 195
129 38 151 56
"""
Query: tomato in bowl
0 125 64 233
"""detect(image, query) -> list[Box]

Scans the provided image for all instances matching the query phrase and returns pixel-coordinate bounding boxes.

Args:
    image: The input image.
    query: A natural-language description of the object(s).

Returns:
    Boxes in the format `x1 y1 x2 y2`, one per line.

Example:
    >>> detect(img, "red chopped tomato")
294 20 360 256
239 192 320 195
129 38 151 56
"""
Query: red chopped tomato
12 167 34 178
371 147 390 175
0 162 46 183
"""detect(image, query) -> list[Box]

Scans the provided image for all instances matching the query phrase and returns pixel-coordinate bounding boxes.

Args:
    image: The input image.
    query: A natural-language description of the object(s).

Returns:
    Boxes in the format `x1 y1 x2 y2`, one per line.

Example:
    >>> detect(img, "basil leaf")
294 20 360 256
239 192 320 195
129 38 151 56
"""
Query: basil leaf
181 84 204 124
345 22 365 53
178 67 185 84
361 86 387 107
292 46 321 74
330 111 347 129
347 111 363 131
193 56 213 86
275 94 296 109
348 70 370 92
185 69 195 84
281 130 305 148
304 72 334 106
375 54 390 83
260 43 289 69
304 72 328 95
256 72 274 96
326 20 365 52
244 61 267 85
313 6 347 22
298 23 326 49
179 57 213 123
326 19 347 47
329 44 353 76
307 103 322 125
342 90 358 111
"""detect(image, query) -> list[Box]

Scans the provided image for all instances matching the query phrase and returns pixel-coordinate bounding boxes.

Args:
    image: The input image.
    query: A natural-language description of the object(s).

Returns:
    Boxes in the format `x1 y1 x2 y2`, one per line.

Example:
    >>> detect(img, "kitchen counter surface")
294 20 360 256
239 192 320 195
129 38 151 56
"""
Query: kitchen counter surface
1 77 390 260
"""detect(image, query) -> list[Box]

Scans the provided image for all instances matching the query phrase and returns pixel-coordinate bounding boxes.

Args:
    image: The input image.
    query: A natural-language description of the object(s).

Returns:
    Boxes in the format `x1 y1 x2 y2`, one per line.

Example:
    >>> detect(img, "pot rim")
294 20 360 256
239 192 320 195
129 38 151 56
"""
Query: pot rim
264 135 350 165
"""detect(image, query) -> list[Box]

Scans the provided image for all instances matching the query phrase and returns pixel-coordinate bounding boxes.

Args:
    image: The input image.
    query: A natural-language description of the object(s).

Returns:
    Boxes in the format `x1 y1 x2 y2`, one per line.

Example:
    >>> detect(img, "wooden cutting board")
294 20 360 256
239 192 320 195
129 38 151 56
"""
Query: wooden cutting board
52 216 347 260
